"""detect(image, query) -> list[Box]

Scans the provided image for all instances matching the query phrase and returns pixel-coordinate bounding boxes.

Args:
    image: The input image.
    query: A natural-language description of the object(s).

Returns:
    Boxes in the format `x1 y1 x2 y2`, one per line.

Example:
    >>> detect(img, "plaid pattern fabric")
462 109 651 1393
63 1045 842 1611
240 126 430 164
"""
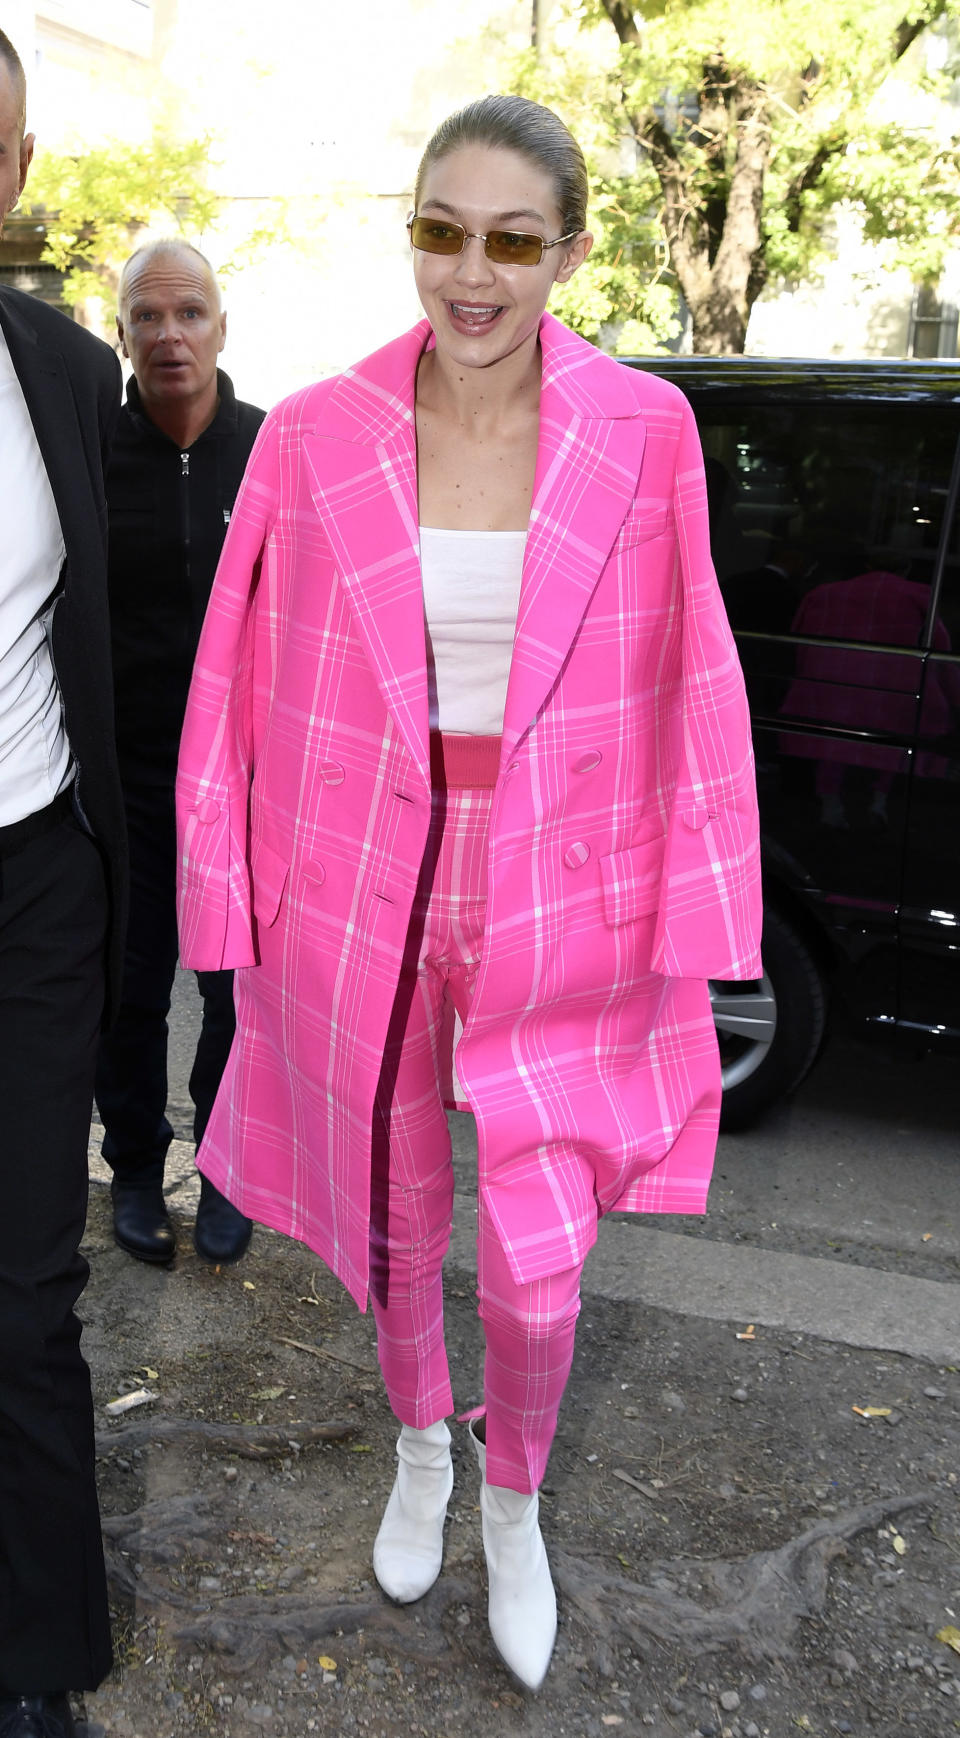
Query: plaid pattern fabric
176 313 762 1306
367 778 581 1491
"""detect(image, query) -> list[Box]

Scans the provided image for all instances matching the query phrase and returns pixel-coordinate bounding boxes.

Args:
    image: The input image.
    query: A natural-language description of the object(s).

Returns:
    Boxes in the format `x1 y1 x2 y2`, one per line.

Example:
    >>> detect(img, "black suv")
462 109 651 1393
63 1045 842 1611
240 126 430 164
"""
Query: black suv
623 357 960 1126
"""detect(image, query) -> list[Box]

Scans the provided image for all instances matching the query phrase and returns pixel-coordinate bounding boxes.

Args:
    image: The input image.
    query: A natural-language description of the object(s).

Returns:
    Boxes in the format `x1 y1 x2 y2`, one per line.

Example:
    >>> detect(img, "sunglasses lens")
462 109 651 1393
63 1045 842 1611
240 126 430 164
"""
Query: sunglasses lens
410 217 465 255
486 231 544 266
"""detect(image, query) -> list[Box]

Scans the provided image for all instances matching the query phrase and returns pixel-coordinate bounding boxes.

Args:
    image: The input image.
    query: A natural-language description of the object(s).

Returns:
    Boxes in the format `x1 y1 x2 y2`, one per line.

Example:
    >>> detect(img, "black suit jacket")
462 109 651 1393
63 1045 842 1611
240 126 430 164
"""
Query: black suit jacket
0 286 128 1012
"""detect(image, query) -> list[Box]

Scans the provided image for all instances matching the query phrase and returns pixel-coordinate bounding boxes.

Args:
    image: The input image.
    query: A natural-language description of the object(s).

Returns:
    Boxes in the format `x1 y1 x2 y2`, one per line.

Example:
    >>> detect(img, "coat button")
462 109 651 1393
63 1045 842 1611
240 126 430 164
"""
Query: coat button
563 841 591 869
194 797 220 823
303 860 326 886
572 751 602 774
682 806 715 831
320 761 345 785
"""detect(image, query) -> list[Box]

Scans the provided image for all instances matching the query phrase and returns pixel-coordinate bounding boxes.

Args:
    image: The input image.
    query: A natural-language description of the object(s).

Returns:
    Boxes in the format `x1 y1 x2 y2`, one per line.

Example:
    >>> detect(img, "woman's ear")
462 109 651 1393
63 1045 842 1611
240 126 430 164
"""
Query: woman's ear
554 231 593 284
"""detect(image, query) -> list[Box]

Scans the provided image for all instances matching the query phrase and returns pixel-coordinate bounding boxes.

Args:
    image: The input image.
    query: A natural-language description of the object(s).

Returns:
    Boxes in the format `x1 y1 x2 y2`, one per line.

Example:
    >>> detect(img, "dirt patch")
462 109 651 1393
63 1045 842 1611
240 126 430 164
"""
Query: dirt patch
77 1173 960 1738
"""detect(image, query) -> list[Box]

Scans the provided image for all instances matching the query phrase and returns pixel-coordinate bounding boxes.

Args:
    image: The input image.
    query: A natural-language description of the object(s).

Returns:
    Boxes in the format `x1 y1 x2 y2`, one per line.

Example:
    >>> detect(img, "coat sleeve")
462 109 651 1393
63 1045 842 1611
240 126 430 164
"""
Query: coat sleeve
176 411 280 970
650 398 763 981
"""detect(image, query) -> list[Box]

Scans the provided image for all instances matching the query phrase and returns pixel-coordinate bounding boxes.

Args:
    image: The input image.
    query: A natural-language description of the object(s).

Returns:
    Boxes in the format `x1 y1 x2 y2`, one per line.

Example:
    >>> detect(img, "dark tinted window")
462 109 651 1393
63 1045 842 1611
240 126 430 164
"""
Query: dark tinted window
699 406 958 647
933 499 960 646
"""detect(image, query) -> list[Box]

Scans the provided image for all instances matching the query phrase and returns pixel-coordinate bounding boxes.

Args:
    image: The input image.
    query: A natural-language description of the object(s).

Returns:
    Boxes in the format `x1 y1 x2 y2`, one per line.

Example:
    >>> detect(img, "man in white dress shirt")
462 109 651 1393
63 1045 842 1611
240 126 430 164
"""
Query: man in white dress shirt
0 31 126 1737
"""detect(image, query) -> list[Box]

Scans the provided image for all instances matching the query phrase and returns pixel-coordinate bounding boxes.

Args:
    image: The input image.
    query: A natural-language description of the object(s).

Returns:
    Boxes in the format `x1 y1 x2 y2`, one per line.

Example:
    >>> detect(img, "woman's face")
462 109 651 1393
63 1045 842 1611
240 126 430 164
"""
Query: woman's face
412 142 591 373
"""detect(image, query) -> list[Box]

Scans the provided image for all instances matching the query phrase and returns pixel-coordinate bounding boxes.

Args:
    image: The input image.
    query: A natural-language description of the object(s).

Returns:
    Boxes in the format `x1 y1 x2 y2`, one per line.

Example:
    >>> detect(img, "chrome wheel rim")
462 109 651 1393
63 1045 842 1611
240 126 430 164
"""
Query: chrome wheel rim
709 974 777 1091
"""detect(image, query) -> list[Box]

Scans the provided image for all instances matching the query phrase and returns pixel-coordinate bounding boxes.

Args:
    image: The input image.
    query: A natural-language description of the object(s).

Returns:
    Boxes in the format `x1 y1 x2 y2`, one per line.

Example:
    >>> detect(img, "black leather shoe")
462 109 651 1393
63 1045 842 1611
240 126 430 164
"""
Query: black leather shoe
194 1175 253 1265
112 1181 177 1263
0 1694 76 1738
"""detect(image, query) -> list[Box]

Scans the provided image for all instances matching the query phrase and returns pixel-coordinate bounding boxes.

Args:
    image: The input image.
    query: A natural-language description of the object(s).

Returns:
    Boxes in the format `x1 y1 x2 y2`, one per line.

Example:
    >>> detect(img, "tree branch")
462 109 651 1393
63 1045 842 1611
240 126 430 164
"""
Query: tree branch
895 0 948 61
598 1 642 47
634 112 711 305
783 133 846 233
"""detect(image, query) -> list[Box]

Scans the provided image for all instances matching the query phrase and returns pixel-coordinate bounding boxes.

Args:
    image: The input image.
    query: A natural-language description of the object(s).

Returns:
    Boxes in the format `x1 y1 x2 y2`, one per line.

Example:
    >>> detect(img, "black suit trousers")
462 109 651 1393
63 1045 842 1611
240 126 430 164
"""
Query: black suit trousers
94 781 235 1181
0 813 112 1692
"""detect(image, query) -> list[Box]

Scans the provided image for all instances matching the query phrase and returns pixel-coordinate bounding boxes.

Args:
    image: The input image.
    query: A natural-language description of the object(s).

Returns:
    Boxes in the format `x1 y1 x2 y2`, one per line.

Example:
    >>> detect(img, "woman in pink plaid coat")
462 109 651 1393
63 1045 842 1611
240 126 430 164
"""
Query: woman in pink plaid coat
177 96 762 1687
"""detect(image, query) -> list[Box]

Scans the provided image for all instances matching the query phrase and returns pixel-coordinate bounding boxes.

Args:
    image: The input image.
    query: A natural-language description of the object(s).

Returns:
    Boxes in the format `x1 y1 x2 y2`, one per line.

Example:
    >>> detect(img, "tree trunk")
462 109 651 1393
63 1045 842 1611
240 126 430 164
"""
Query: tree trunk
638 71 770 355
688 101 771 353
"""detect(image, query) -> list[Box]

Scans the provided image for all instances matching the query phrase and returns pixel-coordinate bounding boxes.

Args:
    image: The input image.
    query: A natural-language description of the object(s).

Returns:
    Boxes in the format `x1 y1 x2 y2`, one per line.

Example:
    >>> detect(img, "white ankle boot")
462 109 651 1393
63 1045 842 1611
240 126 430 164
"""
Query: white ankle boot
373 1419 453 1603
468 1418 557 1690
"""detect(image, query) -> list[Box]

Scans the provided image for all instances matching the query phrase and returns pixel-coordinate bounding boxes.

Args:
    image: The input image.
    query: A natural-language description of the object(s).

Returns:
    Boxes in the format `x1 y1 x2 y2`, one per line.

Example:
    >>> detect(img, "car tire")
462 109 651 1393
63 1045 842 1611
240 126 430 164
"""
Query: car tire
711 907 827 1131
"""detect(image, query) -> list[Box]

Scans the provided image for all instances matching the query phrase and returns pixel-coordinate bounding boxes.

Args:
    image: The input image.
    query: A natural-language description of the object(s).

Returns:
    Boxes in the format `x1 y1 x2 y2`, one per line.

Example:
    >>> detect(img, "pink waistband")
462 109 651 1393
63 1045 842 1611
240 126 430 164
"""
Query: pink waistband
430 732 502 789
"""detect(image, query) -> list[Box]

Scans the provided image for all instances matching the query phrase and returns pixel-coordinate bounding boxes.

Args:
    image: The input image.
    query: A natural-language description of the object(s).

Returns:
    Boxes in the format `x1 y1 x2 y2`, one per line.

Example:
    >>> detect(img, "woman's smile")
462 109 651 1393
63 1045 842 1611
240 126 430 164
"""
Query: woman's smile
446 299 505 334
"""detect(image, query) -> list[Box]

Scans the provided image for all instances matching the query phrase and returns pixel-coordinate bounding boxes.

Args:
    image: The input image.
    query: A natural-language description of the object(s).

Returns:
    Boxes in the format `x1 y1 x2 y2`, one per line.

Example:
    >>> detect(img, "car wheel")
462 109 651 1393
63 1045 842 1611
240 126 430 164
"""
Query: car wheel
710 907 827 1131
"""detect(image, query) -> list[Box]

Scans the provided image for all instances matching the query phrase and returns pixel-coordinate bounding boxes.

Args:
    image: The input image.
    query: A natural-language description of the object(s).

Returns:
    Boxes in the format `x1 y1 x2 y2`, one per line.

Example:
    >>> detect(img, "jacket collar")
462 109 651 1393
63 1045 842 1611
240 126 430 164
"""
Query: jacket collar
315 312 642 444
124 367 239 442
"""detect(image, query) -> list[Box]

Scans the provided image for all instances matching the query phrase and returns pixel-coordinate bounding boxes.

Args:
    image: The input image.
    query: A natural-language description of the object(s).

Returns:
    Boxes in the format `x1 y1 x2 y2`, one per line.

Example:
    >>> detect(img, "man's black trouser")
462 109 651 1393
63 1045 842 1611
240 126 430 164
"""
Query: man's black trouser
95 781 234 1183
0 801 112 1691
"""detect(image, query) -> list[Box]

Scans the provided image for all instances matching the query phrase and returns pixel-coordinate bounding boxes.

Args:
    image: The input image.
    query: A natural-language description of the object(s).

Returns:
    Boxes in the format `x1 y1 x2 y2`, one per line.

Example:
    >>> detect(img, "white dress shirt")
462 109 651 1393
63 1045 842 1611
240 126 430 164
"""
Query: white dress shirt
420 525 526 735
0 323 72 826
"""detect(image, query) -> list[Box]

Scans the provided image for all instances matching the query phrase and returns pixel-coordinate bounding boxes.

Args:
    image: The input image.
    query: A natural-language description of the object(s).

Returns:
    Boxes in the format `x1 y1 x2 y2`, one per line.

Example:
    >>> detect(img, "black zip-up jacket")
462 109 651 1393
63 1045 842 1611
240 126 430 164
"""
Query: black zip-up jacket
106 367 265 780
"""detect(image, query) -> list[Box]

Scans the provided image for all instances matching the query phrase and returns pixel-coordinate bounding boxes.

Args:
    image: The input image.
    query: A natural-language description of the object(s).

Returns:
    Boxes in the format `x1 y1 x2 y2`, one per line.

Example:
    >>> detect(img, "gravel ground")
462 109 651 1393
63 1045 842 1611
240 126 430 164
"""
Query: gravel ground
73 1151 960 1738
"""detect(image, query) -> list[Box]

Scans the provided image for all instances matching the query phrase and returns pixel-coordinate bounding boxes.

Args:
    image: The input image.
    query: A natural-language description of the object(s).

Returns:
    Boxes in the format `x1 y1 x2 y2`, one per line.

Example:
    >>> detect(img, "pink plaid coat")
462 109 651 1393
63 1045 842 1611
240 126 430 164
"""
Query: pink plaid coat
177 313 762 1307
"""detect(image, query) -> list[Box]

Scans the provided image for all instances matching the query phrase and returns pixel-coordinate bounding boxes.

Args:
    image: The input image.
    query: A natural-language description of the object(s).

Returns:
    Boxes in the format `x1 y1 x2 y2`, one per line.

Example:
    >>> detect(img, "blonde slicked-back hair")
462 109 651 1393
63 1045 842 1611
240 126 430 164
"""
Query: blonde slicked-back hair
414 94 588 238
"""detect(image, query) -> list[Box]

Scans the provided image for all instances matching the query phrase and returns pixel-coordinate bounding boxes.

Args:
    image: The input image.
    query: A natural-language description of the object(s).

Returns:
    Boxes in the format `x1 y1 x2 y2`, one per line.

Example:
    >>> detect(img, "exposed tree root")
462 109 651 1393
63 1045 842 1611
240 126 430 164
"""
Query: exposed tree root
96 1417 356 1459
103 1494 222 1604
173 1581 470 1669
101 1487 932 1676
102 1493 465 1668
554 1491 931 1673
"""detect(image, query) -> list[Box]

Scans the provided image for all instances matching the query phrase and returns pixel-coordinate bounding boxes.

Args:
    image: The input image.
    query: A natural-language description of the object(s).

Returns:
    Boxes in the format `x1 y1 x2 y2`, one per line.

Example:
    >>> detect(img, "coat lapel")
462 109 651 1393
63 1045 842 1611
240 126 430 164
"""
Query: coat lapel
300 323 432 789
299 314 647 780
501 316 648 761
0 291 89 563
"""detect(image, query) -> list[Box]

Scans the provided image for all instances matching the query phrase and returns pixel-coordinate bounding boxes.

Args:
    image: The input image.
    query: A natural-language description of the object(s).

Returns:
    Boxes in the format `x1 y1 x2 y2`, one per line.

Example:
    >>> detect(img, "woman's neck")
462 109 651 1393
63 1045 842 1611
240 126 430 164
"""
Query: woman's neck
417 336 542 434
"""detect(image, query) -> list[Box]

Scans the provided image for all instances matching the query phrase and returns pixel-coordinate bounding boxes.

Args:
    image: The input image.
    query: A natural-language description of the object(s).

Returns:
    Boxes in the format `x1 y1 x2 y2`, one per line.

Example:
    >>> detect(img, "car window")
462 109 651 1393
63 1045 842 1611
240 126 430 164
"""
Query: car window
931 491 960 647
699 406 958 647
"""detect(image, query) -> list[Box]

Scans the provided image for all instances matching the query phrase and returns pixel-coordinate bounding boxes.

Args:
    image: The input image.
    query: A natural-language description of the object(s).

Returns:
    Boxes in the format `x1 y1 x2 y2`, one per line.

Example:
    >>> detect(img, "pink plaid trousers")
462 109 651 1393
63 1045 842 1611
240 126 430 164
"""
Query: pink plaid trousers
369 734 582 1494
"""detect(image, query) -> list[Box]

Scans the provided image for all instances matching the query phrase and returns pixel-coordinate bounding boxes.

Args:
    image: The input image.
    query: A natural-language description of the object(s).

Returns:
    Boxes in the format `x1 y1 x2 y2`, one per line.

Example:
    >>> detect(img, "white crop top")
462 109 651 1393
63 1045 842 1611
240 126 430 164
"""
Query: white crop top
420 526 526 735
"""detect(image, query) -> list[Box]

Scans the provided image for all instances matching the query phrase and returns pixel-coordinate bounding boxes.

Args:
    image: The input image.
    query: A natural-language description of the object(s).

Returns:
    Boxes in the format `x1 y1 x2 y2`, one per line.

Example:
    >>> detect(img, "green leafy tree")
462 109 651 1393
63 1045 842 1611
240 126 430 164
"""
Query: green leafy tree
22 132 286 315
514 0 960 353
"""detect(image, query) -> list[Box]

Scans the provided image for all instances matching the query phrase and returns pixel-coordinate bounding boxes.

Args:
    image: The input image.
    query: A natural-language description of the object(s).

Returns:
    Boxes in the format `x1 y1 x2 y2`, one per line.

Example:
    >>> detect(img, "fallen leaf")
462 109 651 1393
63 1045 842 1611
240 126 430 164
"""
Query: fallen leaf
349 1444 372 1453
243 1281 256 1291
937 1625 960 1657
617 1553 631 1568
317 1655 337 1671
137 1366 160 1381
892 1533 907 1556
852 1406 893 1418
252 1386 285 1401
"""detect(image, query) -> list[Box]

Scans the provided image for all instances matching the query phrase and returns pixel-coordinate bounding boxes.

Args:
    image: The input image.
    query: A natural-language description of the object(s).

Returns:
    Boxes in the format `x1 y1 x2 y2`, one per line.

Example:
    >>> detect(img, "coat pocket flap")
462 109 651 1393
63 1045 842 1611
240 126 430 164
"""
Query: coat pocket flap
600 838 665 926
616 503 671 550
251 835 289 928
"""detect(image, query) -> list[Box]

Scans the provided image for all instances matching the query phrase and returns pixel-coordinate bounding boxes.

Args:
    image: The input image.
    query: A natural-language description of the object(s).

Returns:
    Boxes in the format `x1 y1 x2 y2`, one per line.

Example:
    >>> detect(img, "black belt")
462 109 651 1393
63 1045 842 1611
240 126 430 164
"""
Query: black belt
0 787 74 859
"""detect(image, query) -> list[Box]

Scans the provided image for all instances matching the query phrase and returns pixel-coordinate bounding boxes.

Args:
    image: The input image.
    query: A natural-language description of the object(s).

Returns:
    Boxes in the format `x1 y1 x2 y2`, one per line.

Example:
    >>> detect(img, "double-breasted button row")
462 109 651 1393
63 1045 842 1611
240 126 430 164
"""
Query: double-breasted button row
561 753 604 868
